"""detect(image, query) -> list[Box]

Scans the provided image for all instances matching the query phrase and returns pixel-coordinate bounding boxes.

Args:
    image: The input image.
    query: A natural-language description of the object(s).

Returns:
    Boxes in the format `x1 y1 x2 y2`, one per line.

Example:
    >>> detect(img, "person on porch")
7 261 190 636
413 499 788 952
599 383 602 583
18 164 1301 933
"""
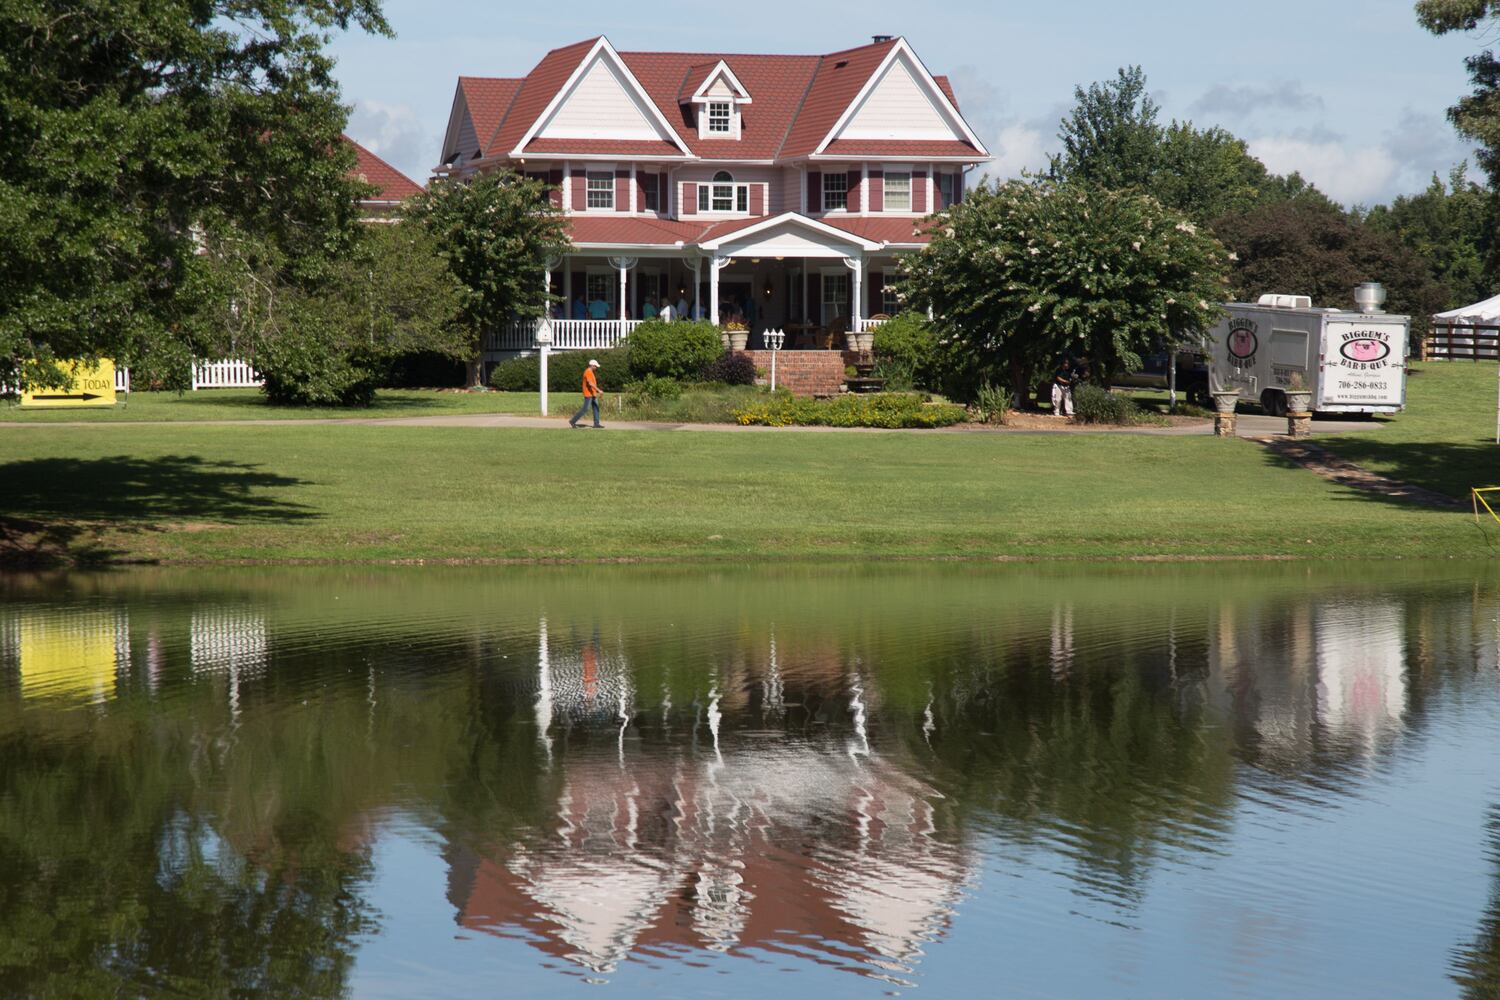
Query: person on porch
658 299 675 322
569 359 603 429
572 295 586 320
642 296 657 319
588 295 609 320
676 293 689 318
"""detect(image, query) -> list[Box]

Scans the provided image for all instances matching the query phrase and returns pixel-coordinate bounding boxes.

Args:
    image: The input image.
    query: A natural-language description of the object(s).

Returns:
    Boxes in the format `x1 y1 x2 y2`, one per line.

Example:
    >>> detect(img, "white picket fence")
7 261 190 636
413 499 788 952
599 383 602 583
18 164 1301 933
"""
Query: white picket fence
191 359 262 389
485 319 643 353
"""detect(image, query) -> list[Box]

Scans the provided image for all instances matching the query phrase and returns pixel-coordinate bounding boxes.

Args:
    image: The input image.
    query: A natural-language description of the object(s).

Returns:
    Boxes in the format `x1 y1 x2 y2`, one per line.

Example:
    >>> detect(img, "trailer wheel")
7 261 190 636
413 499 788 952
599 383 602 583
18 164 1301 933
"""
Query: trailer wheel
1260 389 1286 417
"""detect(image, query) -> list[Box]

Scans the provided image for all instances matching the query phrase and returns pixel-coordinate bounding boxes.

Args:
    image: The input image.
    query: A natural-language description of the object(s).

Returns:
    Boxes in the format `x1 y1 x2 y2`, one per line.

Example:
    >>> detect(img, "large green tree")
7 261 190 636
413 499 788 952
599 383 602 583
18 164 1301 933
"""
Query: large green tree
1364 163 1493 309
0 0 389 391
409 171 572 386
1418 0 1500 187
901 179 1230 404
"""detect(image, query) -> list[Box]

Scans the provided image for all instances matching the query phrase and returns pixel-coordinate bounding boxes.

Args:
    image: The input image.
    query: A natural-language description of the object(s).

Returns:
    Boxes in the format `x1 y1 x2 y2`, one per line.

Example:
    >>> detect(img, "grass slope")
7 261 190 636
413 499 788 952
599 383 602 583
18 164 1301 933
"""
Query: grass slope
0 421 1483 565
0 388 546 422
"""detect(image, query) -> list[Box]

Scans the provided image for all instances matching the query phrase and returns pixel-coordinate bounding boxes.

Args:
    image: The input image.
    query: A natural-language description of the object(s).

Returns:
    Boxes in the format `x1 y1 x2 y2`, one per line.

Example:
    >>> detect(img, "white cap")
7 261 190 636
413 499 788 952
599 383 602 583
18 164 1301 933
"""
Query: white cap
588 358 600 368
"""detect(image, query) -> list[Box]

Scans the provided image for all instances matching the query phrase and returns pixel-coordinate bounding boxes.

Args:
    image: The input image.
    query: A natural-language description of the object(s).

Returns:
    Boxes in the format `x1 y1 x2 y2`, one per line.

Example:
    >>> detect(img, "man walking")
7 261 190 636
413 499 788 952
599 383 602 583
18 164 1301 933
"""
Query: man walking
569 358 604 429
1051 358 1074 418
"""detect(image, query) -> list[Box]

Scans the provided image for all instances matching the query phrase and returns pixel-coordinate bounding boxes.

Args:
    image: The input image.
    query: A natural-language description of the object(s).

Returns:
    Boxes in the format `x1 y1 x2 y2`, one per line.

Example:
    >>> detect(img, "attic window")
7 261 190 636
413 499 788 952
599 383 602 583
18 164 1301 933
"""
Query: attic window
707 101 732 134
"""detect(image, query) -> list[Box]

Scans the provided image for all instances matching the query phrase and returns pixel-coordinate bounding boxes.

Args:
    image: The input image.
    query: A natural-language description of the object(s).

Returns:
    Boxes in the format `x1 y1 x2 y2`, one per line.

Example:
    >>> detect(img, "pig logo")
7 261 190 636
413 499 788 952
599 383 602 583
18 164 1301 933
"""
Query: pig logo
1227 327 1257 361
1340 338 1389 363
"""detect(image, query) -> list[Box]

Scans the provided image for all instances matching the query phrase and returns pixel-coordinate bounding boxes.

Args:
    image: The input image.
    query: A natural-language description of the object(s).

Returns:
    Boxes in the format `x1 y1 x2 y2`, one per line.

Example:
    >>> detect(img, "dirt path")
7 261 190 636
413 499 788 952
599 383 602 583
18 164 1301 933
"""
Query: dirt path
1254 437 1466 510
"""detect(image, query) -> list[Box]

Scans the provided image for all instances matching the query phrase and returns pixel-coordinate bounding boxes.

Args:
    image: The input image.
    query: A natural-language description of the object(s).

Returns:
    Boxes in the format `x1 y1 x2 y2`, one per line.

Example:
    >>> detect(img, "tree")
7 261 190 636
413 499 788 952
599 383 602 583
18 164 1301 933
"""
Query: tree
1050 66 1327 225
1418 1 1500 188
1215 198 1450 331
1364 163 1493 309
409 172 572 386
900 179 1231 404
0 0 390 392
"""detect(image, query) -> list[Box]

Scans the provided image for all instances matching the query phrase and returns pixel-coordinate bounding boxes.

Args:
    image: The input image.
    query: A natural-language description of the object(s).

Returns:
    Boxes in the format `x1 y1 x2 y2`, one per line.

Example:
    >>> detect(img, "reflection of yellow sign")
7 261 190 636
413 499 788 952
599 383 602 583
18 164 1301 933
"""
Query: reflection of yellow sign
19 359 117 408
19 614 118 702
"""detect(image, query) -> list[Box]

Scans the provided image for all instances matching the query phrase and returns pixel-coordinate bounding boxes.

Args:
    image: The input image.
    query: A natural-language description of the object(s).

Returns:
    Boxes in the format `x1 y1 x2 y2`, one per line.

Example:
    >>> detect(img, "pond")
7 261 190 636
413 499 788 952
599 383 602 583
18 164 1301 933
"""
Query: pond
1 563 1498 998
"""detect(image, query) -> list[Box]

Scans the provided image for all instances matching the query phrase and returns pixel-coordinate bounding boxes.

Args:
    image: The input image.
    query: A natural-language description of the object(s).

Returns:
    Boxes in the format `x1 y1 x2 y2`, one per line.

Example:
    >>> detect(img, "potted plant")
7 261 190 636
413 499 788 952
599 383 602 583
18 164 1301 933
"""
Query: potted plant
1283 371 1312 414
725 320 749 351
1210 387 1240 414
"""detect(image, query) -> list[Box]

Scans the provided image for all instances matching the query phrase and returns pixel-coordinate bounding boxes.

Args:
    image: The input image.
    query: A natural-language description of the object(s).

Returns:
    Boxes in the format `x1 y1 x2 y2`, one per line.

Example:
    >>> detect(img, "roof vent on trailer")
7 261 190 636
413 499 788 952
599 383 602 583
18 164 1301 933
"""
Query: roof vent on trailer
1257 293 1312 309
1354 281 1387 314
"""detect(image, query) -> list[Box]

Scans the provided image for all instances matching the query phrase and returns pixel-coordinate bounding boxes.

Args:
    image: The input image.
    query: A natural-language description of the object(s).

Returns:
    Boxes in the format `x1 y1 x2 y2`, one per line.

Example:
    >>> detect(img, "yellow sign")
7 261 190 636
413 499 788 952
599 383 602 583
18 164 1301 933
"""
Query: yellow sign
19 358 118 408
19 613 119 703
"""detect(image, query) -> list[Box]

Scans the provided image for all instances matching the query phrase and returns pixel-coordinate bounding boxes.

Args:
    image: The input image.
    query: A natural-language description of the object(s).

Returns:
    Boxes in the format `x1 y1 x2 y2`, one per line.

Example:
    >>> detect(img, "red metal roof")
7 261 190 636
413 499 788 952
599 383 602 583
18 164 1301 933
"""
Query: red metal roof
776 40 896 158
485 37 602 157
564 215 705 245
458 77 522 156
823 216 937 246
343 135 423 201
820 139 982 158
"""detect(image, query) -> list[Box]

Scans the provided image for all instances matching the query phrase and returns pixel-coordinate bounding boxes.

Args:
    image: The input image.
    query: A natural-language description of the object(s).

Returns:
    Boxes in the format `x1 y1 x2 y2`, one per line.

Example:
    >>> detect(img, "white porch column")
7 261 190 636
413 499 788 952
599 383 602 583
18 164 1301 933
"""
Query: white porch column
710 255 724 326
690 257 702 318
843 256 863 333
609 255 637 340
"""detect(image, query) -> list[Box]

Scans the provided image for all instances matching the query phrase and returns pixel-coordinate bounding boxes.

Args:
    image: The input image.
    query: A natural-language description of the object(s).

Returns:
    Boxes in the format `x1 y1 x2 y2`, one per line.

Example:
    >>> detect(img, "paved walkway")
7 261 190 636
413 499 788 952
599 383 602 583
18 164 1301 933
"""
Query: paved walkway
0 411 1379 437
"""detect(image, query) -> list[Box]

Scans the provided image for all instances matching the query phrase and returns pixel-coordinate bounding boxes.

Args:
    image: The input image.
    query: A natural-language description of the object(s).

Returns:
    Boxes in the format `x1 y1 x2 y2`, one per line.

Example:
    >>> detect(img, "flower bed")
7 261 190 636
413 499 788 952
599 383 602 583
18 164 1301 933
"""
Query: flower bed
732 392 967 429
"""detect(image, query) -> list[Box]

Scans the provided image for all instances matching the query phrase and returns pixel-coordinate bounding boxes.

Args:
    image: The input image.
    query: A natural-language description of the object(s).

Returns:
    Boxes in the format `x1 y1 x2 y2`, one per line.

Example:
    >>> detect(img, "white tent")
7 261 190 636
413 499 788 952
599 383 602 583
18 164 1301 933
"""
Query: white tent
1433 293 1500 324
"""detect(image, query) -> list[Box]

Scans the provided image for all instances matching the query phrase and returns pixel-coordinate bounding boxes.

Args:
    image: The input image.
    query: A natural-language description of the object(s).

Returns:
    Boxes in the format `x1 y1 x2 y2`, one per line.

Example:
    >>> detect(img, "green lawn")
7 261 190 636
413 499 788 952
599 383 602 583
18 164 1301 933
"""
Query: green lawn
0 419 1485 566
0 388 547 422
1317 361 1500 499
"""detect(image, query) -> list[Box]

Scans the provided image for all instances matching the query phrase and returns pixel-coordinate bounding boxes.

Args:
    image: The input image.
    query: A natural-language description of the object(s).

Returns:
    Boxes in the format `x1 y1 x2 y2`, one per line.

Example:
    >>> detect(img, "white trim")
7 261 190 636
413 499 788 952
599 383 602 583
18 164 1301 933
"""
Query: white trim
809 154 989 162
629 160 637 213
812 39 988 157
511 37 692 157
698 211 881 252
689 61 753 104
562 159 572 211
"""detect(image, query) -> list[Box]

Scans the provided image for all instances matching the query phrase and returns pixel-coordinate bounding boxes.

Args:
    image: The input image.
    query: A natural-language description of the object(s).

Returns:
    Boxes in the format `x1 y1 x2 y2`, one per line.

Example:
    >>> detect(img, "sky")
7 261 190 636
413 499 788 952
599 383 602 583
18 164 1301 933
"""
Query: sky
330 0 1488 207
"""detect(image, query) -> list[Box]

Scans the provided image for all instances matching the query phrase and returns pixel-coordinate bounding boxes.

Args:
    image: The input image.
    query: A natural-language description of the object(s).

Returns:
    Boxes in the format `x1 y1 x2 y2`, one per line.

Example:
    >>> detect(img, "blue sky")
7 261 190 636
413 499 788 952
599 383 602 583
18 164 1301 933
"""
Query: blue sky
331 0 1485 206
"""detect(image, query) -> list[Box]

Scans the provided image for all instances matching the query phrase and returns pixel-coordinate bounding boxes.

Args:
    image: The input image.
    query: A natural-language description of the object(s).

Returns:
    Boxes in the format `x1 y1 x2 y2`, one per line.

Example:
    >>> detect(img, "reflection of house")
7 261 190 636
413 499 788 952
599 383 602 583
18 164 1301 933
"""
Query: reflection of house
446 736 971 983
9 609 129 703
190 608 268 679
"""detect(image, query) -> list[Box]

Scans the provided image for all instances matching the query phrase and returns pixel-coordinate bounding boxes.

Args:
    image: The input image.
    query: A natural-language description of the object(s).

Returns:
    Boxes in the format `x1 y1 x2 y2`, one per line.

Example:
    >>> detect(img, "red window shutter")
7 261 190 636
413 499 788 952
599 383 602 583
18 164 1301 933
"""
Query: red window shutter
869 171 883 213
615 169 629 211
912 171 928 213
869 271 884 316
570 171 585 209
659 174 669 213
682 182 697 215
635 170 648 211
847 170 861 213
807 171 821 213
750 184 765 216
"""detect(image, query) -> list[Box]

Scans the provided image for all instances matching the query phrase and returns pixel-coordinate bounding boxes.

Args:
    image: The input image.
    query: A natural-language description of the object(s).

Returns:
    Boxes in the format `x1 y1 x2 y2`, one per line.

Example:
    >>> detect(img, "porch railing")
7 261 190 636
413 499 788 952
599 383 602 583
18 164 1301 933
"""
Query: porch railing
856 317 889 333
1428 322 1500 361
485 318 643 352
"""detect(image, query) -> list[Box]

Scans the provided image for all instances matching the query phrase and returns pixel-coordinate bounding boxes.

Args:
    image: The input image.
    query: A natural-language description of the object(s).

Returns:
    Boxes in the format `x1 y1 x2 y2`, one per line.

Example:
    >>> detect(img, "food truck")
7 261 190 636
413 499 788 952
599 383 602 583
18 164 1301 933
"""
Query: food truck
1205 283 1409 416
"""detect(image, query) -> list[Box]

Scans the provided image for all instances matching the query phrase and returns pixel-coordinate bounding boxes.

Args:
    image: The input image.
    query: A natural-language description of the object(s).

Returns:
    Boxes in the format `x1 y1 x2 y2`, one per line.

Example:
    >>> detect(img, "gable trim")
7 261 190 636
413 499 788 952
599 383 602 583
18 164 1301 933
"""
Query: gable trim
811 38 987 157
690 61 753 104
511 37 692 157
698 211 882 252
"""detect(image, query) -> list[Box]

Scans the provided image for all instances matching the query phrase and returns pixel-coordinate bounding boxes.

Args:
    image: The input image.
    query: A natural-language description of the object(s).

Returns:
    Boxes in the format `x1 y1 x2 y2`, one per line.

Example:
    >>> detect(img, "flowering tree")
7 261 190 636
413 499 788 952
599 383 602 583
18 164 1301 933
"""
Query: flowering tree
900 179 1231 403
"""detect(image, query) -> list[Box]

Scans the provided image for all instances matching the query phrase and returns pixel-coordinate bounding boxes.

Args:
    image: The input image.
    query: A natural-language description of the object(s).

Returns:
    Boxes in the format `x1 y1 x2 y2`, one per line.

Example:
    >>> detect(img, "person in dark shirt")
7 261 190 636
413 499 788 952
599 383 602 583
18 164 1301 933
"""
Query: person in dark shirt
1052 358 1074 417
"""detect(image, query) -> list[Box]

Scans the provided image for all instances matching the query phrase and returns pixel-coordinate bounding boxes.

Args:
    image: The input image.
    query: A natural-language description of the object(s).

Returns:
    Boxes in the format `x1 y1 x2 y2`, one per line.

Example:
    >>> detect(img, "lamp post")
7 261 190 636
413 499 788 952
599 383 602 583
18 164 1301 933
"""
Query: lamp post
764 327 785 392
535 317 553 417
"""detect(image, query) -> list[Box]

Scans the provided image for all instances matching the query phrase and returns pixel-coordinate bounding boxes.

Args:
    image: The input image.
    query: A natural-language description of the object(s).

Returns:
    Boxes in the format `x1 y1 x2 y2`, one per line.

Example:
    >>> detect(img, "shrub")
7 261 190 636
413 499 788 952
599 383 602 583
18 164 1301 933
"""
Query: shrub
1072 384 1140 424
257 322 381 406
700 351 757 385
627 319 722 379
624 374 682 401
733 392 967 428
973 382 1010 425
872 312 940 390
488 344 631 392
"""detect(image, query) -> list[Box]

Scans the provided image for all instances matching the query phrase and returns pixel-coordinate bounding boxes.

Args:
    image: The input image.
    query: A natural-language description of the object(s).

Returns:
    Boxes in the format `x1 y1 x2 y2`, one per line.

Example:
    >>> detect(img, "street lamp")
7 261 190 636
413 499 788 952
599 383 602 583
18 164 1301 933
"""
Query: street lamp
764 327 785 392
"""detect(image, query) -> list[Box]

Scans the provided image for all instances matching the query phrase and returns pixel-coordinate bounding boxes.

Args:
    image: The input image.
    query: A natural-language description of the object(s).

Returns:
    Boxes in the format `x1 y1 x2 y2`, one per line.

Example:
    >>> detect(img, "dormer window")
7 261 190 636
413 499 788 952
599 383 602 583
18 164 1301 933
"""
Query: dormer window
707 102 732 134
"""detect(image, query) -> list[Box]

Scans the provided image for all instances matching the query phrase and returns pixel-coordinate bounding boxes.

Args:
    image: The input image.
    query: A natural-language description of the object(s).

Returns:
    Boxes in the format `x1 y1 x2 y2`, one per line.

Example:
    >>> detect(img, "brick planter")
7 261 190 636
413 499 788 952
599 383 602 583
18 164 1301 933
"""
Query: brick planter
736 350 846 397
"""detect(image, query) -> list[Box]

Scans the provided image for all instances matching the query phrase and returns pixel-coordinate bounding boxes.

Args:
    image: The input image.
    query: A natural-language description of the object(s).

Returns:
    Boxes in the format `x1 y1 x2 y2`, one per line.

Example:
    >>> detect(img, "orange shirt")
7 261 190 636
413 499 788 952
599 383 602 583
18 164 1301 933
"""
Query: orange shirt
582 367 599 397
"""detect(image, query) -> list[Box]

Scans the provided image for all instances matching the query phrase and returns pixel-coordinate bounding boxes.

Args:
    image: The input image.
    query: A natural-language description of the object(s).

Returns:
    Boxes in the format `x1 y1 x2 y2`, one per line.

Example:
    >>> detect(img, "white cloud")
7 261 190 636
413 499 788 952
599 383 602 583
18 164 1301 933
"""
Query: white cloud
1191 80 1323 119
1247 134 1398 205
987 124 1052 179
346 100 438 185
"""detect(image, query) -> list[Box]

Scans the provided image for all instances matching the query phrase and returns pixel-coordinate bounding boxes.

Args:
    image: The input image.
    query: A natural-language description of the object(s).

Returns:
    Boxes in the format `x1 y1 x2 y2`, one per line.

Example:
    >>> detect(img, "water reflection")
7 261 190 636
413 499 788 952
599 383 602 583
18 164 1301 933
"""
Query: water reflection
0 564 1496 997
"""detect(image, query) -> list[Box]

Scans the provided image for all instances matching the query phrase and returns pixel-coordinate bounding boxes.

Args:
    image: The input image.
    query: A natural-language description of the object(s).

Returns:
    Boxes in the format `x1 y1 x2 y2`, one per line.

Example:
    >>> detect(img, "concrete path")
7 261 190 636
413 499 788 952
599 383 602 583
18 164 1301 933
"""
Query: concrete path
0 411 1379 436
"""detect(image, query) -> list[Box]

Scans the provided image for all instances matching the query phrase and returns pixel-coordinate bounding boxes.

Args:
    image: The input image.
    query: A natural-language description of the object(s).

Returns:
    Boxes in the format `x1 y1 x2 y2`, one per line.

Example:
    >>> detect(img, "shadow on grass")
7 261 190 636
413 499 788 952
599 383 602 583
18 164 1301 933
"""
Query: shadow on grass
157 391 471 413
0 454 317 568
1312 437 1500 502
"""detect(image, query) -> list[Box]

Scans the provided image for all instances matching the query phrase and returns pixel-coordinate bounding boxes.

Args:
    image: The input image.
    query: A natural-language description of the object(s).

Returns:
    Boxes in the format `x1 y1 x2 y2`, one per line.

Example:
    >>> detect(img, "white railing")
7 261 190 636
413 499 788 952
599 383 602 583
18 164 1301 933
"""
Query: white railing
857 317 889 333
192 359 262 390
486 318 643 352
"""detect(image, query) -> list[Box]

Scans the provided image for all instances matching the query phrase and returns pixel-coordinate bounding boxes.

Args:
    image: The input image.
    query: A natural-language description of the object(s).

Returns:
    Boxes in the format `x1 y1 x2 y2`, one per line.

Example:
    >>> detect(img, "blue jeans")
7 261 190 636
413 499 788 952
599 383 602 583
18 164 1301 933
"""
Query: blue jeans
571 396 601 426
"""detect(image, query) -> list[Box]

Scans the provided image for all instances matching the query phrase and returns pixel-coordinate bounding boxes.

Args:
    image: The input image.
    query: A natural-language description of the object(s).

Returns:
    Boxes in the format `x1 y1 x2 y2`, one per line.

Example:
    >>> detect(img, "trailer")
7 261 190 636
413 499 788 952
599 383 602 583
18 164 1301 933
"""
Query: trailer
1205 284 1410 416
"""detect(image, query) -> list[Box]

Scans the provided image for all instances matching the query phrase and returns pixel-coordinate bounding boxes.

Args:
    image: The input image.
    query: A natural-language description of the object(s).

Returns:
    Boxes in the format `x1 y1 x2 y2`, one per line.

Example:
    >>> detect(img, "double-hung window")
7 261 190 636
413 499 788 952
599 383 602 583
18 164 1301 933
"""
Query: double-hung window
707 101 732 134
697 171 749 214
586 172 614 210
822 172 848 211
881 279 901 316
937 172 956 209
641 174 659 212
884 171 912 212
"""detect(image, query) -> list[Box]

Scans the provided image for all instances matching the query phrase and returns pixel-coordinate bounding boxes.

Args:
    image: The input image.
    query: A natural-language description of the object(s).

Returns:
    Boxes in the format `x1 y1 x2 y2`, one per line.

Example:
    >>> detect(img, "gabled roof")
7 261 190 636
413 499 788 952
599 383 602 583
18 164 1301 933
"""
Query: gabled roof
484 37 603 158
459 77 522 154
679 60 753 104
343 135 423 202
777 40 897 159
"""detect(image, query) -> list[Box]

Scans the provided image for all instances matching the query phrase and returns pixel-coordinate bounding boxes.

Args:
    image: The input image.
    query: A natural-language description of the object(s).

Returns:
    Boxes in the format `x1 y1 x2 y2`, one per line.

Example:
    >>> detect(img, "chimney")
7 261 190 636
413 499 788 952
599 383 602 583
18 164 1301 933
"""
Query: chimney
871 34 894 43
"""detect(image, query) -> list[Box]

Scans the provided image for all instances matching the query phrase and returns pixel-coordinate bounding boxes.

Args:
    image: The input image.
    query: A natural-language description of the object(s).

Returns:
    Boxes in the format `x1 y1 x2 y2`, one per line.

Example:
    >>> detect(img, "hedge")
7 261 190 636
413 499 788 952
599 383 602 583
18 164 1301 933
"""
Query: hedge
489 345 631 392
628 319 722 379
732 392 967 428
